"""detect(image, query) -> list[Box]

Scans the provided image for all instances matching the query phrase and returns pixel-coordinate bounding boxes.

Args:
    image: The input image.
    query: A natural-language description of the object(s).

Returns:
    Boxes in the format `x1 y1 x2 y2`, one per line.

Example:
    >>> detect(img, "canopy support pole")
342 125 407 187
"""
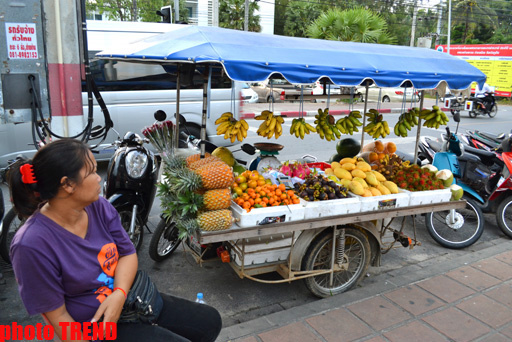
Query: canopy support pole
175 64 181 152
360 83 370 152
200 65 211 157
413 91 425 164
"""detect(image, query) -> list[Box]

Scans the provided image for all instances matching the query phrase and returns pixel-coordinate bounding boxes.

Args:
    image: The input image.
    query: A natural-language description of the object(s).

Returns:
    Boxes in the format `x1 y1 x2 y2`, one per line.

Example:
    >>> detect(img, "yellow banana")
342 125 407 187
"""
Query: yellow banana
240 119 249 130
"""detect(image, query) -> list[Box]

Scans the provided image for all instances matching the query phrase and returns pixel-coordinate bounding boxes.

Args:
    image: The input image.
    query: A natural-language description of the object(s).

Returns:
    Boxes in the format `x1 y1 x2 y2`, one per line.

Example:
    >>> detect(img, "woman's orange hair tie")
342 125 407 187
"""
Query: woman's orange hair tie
20 164 37 185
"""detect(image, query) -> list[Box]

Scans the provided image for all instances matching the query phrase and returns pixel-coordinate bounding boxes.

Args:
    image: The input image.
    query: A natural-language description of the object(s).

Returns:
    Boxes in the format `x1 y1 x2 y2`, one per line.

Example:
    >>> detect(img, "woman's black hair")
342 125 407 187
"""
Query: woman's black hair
8 139 93 218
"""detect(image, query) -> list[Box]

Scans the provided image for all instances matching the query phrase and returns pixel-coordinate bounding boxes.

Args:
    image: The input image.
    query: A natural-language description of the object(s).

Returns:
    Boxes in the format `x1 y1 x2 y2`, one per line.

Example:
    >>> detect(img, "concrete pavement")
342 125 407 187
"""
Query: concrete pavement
220 239 512 342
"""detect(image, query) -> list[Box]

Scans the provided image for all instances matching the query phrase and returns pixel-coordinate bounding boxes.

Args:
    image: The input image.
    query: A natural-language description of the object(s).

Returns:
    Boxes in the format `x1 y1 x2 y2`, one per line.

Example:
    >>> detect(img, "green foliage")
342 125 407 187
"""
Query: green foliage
283 2 324 37
307 7 396 45
219 0 261 31
86 0 188 22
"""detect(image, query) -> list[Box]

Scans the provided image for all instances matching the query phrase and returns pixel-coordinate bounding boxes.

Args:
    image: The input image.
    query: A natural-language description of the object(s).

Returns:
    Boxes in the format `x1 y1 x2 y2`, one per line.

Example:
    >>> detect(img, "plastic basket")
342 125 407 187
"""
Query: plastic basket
306 162 332 171
231 200 306 228
304 194 361 219
352 189 410 212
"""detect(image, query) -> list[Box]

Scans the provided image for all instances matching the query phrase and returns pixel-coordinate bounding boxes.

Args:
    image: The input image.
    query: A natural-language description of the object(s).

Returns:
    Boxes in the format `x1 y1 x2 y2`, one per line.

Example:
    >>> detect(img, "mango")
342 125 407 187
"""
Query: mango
356 161 372 172
351 169 366 179
348 181 365 196
342 162 356 171
362 189 373 197
371 170 387 182
339 157 356 164
369 187 382 196
325 168 334 175
383 181 399 194
365 172 379 187
330 162 341 169
334 167 352 180
376 184 391 195
339 178 351 189
353 177 368 188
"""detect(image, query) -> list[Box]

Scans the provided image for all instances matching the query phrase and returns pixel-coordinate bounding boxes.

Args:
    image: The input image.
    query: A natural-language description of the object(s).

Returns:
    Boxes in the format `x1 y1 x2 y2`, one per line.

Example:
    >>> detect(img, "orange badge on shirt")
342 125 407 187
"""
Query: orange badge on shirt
97 243 118 277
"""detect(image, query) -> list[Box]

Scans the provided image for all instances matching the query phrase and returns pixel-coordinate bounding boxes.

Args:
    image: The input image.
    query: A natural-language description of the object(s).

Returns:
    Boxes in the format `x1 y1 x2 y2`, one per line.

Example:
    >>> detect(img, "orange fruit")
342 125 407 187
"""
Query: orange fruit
233 187 243 196
248 180 258 188
239 182 248 191
374 140 385 153
369 152 379 163
385 141 397 154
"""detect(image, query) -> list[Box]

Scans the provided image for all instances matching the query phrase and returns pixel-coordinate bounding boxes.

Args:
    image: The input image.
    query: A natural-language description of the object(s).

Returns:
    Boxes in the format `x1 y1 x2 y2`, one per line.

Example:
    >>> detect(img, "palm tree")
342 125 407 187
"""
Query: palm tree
219 0 261 32
452 0 496 43
307 7 396 45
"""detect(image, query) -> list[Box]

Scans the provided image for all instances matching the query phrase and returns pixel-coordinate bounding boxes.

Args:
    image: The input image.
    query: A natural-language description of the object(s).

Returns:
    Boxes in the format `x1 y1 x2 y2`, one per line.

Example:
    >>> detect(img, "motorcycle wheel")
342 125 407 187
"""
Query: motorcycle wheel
302 227 370 298
425 195 484 249
0 208 26 264
149 218 181 261
468 110 476 118
488 104 498 118
496 195 512 238
118 210 144 251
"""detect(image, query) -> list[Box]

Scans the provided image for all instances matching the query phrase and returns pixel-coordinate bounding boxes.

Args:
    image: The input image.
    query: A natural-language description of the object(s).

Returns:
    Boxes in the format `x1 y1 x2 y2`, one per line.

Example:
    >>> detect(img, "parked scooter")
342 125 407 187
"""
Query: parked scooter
103 111 166 251
148 114 256 262
467 93 498 118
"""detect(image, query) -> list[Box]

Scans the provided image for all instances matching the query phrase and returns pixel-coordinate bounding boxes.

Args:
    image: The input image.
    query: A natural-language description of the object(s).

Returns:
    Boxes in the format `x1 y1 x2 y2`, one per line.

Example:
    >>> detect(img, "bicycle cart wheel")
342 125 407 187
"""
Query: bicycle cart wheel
118 210 144 251
488 104 498 118
425 196 484 249
302 227 370 298
0 208 26 263
496 195 512 238
149 218 181 261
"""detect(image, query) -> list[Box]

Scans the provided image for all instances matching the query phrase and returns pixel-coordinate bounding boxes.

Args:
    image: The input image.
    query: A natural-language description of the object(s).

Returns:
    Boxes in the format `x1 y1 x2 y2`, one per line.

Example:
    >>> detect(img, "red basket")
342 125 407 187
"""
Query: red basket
306 162 331 171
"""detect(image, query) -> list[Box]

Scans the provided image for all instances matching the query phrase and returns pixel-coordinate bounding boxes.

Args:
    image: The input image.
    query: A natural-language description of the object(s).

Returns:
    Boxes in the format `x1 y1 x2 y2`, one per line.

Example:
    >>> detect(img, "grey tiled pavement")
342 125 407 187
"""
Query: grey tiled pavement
219 239 512 342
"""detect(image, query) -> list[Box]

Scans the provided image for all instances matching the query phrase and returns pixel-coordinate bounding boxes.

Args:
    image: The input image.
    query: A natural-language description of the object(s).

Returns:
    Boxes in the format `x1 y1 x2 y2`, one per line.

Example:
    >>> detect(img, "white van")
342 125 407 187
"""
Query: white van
0 21 243 166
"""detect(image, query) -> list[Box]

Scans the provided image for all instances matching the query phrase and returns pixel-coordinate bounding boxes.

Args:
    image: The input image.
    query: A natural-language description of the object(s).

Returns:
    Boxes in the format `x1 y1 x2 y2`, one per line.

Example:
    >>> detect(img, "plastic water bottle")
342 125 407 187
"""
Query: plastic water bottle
195 292 206 304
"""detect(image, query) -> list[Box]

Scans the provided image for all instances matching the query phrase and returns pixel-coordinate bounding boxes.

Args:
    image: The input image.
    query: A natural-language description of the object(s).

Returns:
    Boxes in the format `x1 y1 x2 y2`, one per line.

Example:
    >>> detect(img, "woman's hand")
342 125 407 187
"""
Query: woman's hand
91 289 126 323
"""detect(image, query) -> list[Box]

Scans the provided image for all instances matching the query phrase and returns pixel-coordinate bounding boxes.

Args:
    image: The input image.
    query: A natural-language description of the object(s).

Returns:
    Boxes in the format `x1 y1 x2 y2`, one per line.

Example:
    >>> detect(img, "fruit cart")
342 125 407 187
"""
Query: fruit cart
96 24 487 297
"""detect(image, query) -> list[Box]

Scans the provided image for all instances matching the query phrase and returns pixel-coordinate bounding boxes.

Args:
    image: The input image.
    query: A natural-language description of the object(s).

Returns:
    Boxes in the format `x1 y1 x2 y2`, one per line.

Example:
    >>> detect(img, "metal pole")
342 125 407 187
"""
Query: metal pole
213 0 219 26
244 0 249 31
436 1 443 46
174 0 180 22
175 65 181 152
413 91 425 164
200 66 210 157
360 83 369 152
447 0 452 54
410 0 418 47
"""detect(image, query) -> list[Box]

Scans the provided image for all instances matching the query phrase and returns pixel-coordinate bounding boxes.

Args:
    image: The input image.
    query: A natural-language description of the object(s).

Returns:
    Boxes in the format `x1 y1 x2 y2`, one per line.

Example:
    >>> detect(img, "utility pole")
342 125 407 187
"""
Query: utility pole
436 1 443 46
410 0 418 47
174 0 180 23
244 0 249 31
213 0 219 26
447 0 452 54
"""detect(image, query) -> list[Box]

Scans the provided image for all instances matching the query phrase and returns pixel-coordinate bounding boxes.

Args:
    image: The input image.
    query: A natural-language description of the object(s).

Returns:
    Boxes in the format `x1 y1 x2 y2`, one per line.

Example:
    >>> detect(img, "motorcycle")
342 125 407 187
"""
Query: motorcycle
103 111 167 251
148 114 256 262
446 92 498 118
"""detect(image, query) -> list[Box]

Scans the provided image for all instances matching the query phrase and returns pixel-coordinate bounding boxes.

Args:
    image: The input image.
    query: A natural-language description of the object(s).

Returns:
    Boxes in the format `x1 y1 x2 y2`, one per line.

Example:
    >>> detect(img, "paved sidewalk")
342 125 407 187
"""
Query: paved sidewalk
219 239 512 342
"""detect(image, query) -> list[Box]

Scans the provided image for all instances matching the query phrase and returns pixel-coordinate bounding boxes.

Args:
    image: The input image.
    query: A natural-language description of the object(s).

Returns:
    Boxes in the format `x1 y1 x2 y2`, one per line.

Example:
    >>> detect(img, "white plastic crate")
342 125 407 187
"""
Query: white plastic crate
352 189 410 212
408 188 452 206
304 194 361 219
228 233 295 266
231 200 306 228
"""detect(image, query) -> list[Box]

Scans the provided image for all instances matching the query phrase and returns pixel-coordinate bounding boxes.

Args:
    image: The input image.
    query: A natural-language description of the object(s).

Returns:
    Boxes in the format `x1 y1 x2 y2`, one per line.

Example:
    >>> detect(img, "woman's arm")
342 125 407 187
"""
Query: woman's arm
91 253 138 324
45 305 90 342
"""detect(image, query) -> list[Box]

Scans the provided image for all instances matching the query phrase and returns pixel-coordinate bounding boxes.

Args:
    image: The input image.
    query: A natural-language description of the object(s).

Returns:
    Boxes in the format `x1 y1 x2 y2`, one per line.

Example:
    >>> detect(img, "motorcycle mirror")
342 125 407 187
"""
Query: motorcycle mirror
89 125 105 139
241 143 257 155
154 110 167 122
453 110 461 123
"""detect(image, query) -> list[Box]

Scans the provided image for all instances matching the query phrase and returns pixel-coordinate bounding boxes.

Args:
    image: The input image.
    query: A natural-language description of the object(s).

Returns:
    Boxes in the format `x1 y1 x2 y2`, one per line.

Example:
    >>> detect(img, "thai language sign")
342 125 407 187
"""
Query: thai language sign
436 44 512 97
5 23 38 59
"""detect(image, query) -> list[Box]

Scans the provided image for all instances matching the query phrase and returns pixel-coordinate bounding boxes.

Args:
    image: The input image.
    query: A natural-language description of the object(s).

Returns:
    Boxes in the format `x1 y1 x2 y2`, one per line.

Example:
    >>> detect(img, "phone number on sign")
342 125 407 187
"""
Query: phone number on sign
9 51 37 59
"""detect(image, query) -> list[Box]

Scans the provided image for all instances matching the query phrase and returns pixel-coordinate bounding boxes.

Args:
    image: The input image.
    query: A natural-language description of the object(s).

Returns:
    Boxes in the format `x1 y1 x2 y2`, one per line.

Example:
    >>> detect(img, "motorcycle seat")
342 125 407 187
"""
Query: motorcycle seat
464 145 497 166
426 139 443 153
478 131 505 143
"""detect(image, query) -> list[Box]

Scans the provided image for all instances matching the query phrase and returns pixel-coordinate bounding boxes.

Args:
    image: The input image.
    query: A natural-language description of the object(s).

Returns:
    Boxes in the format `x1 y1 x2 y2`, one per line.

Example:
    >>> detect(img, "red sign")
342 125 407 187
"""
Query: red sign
436 44 512 57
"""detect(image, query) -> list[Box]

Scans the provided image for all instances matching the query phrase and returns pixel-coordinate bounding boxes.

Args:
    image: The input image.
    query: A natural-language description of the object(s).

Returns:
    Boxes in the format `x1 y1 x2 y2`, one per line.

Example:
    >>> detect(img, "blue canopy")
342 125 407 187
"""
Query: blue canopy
96 24 486 90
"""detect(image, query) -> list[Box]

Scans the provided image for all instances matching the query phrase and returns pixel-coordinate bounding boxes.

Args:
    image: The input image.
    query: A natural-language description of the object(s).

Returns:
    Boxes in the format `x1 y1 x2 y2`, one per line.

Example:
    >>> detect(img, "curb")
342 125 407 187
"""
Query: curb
218 238 512 342
240 107 450 119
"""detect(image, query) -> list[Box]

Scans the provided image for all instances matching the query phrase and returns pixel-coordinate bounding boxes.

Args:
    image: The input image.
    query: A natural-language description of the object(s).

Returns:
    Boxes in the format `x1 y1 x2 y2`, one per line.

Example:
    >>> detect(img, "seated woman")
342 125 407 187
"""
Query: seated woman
8 139 221 341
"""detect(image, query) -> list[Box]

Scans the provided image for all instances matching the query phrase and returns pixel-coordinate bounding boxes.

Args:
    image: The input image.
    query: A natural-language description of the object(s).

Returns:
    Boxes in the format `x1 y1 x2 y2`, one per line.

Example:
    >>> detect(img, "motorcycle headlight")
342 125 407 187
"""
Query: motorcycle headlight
125 150 148 179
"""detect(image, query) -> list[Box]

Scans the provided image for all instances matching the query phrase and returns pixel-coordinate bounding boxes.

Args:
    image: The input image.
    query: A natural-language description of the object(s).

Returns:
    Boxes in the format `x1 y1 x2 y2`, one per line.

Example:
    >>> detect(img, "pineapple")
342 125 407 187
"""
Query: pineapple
165 155 187 170
166 167 202 193
186 153 211 167
177 209 233 235
203 188 231 210
188 155 223 170
195 162 234 190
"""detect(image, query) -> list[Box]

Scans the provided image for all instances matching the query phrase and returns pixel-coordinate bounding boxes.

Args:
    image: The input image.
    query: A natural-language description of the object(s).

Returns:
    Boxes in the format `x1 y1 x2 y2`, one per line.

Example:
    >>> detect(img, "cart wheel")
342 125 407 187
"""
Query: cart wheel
0 208 26 264
118 210 144 251
488 104 498 118
301 227 370 298
425 195 484 249
149 218 182 261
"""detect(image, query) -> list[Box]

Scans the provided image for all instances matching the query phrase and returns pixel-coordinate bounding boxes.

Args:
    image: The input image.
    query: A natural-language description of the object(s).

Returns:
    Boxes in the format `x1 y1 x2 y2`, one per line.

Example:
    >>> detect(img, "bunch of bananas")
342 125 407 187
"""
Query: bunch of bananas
364 109 390 139
419 106 450 129
215 112 249 143
315 108 341 141
335 110 363 135
394 108 419 137
290 118 317 139
255 110 284 139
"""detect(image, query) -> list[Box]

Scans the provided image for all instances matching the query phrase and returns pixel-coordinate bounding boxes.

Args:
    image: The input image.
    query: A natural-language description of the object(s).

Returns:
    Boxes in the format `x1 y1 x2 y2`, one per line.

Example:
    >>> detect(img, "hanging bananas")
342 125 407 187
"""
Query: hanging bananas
393 108 419 137
419 105 450 129
315 108 340 141
363 109 390 139
335 110 363 135
289 118 317 139
215 112 249 143
255 110 284 139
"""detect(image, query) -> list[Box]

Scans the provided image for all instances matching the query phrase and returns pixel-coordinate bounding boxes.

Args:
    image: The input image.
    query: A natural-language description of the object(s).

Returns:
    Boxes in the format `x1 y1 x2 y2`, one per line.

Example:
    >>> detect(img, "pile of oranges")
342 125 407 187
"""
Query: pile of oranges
232 170 301 212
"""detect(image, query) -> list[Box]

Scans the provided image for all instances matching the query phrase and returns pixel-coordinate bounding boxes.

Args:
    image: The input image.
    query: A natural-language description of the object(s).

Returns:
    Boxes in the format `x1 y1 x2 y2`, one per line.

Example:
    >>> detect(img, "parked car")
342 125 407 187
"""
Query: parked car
250 79 314 103
356 85 420 103
239 82 259 103
312 81 341 95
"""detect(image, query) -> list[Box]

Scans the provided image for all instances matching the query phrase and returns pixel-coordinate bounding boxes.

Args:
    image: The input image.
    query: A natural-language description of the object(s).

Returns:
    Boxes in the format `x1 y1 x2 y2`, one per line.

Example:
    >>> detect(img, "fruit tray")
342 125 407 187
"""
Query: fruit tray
407 188 452 206
351 189 411 212
227 233 296 266
231 200 306 228
303 194 361 219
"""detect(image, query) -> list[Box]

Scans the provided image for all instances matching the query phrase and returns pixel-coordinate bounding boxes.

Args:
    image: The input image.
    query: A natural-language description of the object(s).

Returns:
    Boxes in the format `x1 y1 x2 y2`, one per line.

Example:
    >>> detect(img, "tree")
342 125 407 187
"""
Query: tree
283 2 324 37
452 0 496 43
219 0 261 32
307 7 396 45
86 0 188 23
